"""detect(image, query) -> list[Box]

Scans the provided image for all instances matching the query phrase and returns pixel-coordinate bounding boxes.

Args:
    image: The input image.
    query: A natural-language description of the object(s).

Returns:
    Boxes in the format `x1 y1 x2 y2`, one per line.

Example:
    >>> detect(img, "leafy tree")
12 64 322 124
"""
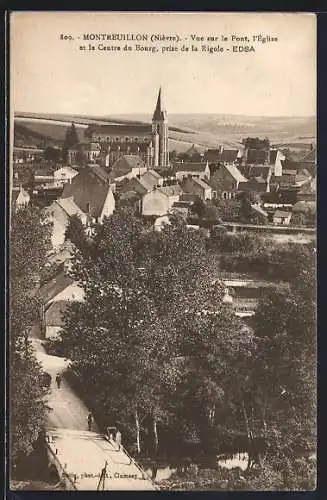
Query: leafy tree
65 214 88 250
62 122 79 162
247 249 316 478
212 198 241 222
191 198 206 219
10 206 52 468
44 146 62 163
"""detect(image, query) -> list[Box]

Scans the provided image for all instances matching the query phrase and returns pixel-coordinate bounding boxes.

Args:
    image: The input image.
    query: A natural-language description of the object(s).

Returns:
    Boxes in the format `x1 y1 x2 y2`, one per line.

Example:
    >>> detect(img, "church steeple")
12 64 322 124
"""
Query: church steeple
152 87 166 122
152 87 168 168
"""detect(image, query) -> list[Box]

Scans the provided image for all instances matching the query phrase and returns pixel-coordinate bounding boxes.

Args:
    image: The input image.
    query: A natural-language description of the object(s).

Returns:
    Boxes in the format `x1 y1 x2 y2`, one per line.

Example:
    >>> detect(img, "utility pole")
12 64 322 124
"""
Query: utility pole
97 460 108 491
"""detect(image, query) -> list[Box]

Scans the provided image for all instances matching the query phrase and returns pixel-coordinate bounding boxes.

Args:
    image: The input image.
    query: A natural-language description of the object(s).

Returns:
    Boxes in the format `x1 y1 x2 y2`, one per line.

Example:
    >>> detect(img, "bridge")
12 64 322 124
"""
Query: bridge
30 329 158 491
45 428 157 490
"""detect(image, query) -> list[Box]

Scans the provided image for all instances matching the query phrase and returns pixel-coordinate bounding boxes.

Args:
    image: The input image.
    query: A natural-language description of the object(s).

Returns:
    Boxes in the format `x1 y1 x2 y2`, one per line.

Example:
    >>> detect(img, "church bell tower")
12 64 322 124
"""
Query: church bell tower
152 87 169 168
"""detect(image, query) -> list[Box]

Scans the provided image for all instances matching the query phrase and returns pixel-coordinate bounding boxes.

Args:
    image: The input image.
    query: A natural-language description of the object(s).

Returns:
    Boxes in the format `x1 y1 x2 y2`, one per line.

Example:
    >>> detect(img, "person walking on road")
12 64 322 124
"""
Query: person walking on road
87 412 94 431
116 429 122 451
55 373 62 389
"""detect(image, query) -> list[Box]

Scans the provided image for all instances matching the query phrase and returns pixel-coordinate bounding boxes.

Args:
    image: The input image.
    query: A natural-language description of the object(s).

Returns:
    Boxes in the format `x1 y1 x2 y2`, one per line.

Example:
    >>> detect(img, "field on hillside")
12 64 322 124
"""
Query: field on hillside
14 112 316 153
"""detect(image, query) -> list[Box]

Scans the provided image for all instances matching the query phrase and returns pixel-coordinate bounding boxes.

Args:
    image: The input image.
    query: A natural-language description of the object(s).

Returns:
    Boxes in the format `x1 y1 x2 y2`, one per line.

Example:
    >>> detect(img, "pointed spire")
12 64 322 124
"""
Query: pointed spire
152 87 166 121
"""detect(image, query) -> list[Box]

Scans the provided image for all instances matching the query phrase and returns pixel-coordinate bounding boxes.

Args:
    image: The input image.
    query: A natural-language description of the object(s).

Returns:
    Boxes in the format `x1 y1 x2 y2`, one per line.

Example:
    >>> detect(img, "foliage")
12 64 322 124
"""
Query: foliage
64 214 88 250
242 137 270 150
212 198 241 222
44 146 62 163
10 206 52 467
60 212 249 456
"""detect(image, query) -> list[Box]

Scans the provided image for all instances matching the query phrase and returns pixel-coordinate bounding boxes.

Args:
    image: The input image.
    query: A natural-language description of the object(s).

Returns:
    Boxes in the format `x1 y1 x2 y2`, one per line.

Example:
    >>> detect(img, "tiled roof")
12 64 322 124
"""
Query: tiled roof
158 185 184 197
281 159 316 177
246 148 269 164
221 149 239 163
54 166 78 177
38 272 74 303
57 197 85 218
242 164 271 180
204 149 221 162
303 148 316 162
224 164 248 183
191 177 212 190
110 155 145 179
45 300 70 326
61 165 113 218
174 162 208 173
88 123 152 137
298 178 316 194
283 169 297 176
146 169 162 180
274 210 291 218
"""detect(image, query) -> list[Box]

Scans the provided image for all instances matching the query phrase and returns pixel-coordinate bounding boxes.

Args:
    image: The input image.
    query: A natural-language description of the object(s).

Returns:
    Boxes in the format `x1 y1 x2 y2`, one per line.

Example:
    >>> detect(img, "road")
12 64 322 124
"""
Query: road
30 326 156 490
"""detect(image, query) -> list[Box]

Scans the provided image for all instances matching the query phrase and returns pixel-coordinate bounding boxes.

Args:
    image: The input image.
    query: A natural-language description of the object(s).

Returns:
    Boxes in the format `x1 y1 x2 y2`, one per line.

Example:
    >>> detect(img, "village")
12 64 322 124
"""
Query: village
11 89 316 491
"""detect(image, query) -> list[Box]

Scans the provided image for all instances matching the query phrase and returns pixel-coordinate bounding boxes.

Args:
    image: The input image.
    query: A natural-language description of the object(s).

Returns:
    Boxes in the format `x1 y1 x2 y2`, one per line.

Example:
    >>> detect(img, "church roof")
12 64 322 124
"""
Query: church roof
88 123 152 137
152 87 167 121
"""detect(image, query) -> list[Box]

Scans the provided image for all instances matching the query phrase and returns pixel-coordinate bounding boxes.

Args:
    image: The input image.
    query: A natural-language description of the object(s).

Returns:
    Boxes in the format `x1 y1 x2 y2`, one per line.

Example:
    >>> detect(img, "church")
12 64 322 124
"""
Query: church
84 88 169 169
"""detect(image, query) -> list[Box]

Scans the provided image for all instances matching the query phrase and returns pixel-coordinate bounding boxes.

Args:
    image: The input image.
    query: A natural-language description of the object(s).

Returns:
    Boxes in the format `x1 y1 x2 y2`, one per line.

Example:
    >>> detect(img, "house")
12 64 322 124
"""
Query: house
118 190 144 212
139 169 164 189
220 148 242 164
210 163 248 199
181 176 213 200
34 167 55 187
11 186 30 209
43 300 70 339
204 148 222 164
38 271 85 338
142 185 183 216
171 200 193 217
181 144 204 163
110 155 148 182
45 197 88 249
154 214 171 231
273 210 292 225
238 176 269 194
53 166 78 185
244 148 269 165
296 177 316 202
174 162 210 181
61 165 115 225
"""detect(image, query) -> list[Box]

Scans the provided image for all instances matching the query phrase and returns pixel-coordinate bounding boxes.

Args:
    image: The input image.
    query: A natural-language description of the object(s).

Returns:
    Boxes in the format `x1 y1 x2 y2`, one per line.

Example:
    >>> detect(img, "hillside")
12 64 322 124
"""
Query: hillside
14 112 316 153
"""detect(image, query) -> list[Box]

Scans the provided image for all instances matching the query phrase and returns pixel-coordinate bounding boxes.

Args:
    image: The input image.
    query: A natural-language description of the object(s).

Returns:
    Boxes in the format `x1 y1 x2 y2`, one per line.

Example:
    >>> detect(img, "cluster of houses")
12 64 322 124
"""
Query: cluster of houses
12 127 316 340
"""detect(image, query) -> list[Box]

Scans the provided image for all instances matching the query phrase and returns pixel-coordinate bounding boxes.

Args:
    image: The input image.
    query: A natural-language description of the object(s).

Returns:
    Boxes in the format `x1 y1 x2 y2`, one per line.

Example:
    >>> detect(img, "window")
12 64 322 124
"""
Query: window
116 137 119 141
126 137 129 142
222 192 228 199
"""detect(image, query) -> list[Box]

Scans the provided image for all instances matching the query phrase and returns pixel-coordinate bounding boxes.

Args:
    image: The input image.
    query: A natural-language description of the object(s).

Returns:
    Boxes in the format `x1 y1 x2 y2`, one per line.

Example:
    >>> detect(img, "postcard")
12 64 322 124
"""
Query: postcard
9 11 316 491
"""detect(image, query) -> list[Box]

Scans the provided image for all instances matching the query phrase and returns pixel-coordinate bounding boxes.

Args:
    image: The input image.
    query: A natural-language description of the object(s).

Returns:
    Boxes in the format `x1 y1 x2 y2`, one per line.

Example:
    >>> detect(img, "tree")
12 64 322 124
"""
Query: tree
191 198 206 219
44 146 62 163
10 206 52 468
62 122 79 162
247 248 316 478
65 214 88 250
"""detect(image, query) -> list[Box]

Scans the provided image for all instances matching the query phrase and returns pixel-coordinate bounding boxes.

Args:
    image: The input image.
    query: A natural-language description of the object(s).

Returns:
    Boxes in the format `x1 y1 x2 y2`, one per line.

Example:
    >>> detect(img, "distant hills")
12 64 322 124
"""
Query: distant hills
14 112 316 153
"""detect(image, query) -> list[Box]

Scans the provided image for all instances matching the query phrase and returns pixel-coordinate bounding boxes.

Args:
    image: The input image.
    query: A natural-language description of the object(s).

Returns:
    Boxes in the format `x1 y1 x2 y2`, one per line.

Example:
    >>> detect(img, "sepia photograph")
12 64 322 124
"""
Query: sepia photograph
9 11 316 491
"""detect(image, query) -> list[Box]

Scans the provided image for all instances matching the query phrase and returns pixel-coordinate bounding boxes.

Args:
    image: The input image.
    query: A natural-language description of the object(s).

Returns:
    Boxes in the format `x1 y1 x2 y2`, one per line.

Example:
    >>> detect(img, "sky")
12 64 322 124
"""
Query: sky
10 12 316 117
